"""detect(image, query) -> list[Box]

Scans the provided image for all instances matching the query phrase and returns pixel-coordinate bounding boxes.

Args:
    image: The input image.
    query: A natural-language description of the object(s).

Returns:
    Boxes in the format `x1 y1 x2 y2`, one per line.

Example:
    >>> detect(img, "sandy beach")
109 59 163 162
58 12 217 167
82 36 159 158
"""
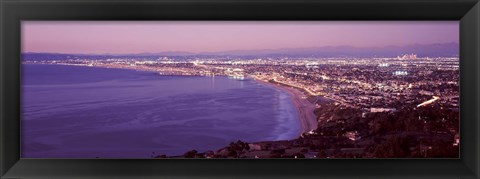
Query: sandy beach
253 79 318 135
47 63 319 136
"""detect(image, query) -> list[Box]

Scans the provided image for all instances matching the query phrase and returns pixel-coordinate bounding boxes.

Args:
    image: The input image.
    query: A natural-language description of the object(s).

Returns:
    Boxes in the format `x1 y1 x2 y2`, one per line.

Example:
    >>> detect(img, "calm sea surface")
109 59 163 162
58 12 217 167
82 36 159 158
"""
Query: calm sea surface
21 64 301 158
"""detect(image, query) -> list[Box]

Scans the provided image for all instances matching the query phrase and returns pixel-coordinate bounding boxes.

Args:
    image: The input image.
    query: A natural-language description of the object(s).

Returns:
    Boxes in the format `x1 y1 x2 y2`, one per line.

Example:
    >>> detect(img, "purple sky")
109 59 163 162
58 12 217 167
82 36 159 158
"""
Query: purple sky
22 21 459 54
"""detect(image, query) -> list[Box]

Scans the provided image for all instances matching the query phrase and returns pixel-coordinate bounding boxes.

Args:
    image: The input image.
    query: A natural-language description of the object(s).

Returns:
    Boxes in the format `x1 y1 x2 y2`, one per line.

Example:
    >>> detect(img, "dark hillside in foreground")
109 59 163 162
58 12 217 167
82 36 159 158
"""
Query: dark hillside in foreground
163 101 459 158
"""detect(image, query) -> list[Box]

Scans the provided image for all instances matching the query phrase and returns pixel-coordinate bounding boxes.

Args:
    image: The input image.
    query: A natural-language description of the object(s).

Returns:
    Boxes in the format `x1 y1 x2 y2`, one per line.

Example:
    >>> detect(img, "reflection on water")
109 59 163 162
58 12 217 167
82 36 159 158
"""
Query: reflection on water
21 64 301 158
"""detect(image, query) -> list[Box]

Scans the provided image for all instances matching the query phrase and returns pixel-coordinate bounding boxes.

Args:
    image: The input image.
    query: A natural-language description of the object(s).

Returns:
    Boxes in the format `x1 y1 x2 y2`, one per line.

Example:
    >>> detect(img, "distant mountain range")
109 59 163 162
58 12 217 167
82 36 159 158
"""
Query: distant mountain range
200 42 459 57
23 43 459 60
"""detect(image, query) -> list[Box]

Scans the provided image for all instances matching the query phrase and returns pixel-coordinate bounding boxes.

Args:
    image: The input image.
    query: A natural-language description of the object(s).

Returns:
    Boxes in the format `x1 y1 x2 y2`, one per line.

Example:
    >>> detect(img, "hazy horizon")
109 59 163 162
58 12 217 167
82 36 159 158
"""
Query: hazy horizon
22 21 459 55
22 42 459 55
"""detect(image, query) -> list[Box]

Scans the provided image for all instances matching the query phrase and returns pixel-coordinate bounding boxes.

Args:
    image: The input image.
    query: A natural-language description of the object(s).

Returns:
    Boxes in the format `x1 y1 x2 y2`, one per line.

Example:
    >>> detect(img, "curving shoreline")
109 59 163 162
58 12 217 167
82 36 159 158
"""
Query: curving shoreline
46 63 319 136
31 63 318 140
252 79 318 135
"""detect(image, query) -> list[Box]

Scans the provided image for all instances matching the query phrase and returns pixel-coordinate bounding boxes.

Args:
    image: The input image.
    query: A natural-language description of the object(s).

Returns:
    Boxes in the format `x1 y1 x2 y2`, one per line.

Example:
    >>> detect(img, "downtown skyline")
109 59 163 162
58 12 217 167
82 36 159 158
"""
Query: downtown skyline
21 21 460 159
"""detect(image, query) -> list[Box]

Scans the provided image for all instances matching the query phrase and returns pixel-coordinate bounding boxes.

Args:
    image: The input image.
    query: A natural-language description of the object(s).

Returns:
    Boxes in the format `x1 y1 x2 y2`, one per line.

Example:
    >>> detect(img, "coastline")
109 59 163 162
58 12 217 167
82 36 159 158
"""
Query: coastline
252 78 318 135
26 63 318 136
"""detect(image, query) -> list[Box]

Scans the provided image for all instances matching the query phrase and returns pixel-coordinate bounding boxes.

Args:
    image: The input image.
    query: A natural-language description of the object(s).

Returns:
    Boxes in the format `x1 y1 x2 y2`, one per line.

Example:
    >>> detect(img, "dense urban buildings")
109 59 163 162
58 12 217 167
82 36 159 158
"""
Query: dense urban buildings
23 54 459 158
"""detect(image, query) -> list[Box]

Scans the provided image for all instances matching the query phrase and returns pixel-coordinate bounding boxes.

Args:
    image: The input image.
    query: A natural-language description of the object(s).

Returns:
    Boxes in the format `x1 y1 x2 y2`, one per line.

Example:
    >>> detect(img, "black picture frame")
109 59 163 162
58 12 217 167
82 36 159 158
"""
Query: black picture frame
1 0 479 178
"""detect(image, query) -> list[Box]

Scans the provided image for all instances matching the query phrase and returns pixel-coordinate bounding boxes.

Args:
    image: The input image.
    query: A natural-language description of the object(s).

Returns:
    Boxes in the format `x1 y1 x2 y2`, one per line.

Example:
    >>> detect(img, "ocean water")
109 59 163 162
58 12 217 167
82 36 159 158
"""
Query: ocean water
21 64 301 158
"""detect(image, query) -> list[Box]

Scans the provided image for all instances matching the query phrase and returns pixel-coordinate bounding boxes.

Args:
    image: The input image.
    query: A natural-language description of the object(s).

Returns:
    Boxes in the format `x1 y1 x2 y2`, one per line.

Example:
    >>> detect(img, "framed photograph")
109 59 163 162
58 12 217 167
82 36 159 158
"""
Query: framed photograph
1 0 479 178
